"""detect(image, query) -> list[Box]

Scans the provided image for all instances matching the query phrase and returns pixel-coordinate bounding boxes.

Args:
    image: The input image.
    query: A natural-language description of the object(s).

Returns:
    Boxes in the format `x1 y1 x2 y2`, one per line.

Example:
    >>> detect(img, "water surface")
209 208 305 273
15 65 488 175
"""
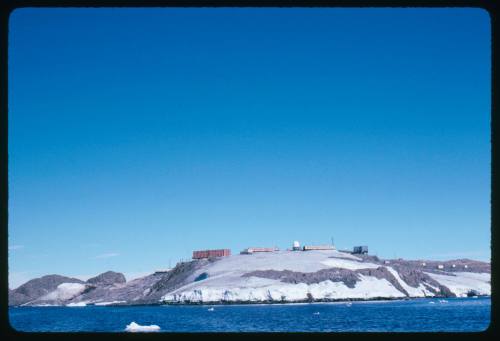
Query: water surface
9 297 490 332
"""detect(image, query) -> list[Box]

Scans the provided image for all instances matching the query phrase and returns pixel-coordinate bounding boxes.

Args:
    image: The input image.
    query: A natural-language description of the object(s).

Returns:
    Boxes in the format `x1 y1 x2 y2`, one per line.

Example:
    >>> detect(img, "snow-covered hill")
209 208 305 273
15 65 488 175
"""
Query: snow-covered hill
9 250 490 306
159 250 490 304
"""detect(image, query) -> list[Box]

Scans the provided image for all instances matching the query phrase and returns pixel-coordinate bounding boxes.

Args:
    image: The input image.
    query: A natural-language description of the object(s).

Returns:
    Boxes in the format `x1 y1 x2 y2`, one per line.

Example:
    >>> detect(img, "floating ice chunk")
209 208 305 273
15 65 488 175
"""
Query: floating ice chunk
429 301 436 304
66 301 87 307
313 312 320 315
125 322 160 332
207 307 214 311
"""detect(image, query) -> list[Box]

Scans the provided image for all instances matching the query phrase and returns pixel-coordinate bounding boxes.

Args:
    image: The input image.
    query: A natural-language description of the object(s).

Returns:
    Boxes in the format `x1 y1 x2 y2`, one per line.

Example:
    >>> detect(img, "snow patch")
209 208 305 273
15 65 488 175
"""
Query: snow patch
125 322 160 332
66 301 87 307
161 275 406 303
94 300 126 306
202 250 362 276
40 283 87 301
321 258 379 270
424 272 490 297
386 267 434 297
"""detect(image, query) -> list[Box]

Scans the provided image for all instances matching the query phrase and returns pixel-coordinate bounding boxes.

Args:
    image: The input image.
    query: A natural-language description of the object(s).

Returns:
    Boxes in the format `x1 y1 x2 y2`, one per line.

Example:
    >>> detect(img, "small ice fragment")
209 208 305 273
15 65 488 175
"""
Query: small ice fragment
313 312 320 315
125 322 160 332
208 307 215 311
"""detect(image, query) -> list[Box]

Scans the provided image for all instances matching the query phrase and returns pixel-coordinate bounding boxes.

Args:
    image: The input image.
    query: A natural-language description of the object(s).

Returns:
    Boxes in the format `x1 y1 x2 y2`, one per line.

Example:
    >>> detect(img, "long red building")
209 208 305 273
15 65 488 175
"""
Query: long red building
192 249 231 259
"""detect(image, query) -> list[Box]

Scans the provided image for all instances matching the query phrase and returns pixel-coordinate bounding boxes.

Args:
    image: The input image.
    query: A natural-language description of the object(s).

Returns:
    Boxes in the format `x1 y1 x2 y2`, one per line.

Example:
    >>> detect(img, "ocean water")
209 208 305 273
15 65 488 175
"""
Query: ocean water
9 297 490 332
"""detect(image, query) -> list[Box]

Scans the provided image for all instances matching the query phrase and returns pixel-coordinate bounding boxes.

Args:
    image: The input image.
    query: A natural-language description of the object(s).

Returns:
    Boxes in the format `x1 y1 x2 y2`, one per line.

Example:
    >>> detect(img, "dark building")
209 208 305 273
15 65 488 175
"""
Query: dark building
353 246 368 254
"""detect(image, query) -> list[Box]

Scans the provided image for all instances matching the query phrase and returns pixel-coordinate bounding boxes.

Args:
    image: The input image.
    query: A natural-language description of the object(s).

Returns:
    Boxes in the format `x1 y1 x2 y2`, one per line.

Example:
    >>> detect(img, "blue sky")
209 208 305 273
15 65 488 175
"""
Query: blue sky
8 8 490 289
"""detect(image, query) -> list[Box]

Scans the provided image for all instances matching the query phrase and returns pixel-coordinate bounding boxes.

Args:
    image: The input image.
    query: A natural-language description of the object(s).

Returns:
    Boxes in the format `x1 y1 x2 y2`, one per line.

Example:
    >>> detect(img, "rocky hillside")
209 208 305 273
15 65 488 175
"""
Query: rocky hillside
8 250 490 306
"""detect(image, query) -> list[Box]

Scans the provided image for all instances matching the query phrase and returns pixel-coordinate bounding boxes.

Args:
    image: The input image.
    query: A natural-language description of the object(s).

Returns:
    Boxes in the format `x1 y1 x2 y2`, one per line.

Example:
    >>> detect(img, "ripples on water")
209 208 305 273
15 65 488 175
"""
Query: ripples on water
9 297 490 332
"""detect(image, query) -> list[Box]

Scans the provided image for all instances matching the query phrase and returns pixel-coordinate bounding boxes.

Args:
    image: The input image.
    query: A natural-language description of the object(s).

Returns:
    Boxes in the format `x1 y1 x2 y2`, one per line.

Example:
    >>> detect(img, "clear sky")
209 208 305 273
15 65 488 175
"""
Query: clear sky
8 8 491 289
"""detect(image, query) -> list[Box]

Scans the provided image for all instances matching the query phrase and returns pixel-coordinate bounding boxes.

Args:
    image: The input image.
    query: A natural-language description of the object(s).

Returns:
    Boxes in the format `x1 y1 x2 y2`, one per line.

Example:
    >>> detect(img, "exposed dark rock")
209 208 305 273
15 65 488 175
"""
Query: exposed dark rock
244 266 460 298
86 271 126 286
243 268 359 288
9 275 84 306
8 255 487 306
244 267 409 295
194 272 208 282
146 260 207 298
467 289 480 297
356 267 409 296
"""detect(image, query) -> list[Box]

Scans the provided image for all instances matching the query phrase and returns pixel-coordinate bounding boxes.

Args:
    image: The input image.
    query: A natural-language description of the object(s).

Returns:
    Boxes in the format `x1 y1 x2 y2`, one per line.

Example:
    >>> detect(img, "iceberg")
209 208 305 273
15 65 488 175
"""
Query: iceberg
125 322 160 332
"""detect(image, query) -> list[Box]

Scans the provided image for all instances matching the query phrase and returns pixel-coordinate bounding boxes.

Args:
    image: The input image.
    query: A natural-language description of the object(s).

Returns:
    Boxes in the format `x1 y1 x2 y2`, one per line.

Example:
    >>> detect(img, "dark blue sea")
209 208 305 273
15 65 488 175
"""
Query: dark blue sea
9 297 490 332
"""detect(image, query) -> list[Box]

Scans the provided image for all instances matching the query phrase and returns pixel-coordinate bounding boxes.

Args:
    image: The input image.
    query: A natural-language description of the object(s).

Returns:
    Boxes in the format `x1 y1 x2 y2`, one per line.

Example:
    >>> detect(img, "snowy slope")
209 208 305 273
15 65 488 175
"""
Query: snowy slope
38 283 87 301
160 250 490 304
10 250 490 306
424 272 490 297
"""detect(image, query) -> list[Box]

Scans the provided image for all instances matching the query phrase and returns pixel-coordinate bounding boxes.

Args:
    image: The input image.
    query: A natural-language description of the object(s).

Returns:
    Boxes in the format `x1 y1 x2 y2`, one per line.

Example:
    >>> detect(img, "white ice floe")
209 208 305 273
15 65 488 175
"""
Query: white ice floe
424 272 490 297
125 322 160 332
40 283 87 301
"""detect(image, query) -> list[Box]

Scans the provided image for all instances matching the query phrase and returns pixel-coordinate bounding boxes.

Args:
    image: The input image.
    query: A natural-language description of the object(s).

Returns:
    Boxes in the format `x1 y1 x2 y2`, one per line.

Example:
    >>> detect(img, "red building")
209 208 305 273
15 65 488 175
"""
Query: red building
192 249 231 259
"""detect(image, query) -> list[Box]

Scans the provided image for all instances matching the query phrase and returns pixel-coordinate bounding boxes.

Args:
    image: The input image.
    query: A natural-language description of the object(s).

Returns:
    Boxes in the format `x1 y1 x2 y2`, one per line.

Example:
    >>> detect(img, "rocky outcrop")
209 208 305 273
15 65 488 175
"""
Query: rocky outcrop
243 268 359 288
8 253 491 306
8 260 204 307
9 275 84 306
243 266 451 298
86 271 126 286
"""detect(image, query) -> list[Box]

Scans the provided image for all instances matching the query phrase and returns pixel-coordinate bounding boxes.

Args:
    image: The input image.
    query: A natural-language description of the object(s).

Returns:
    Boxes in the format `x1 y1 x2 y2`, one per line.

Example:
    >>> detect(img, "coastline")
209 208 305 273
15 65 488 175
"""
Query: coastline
9 295 490 308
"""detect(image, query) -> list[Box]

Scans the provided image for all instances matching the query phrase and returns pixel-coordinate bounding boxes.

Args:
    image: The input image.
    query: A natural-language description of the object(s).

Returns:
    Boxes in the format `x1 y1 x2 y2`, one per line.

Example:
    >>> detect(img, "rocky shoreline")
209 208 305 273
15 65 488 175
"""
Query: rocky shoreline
9 252 490 307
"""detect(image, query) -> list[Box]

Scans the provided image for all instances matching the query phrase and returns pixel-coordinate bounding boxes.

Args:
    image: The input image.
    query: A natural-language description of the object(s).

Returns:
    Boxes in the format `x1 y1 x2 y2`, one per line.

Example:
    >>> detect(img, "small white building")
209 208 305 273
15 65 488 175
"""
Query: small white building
437 264 444 269
464 264 468 269
384 260 390 264
241 247 279 254
292 241 301 251
421 262 426 266
452 264 456 268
